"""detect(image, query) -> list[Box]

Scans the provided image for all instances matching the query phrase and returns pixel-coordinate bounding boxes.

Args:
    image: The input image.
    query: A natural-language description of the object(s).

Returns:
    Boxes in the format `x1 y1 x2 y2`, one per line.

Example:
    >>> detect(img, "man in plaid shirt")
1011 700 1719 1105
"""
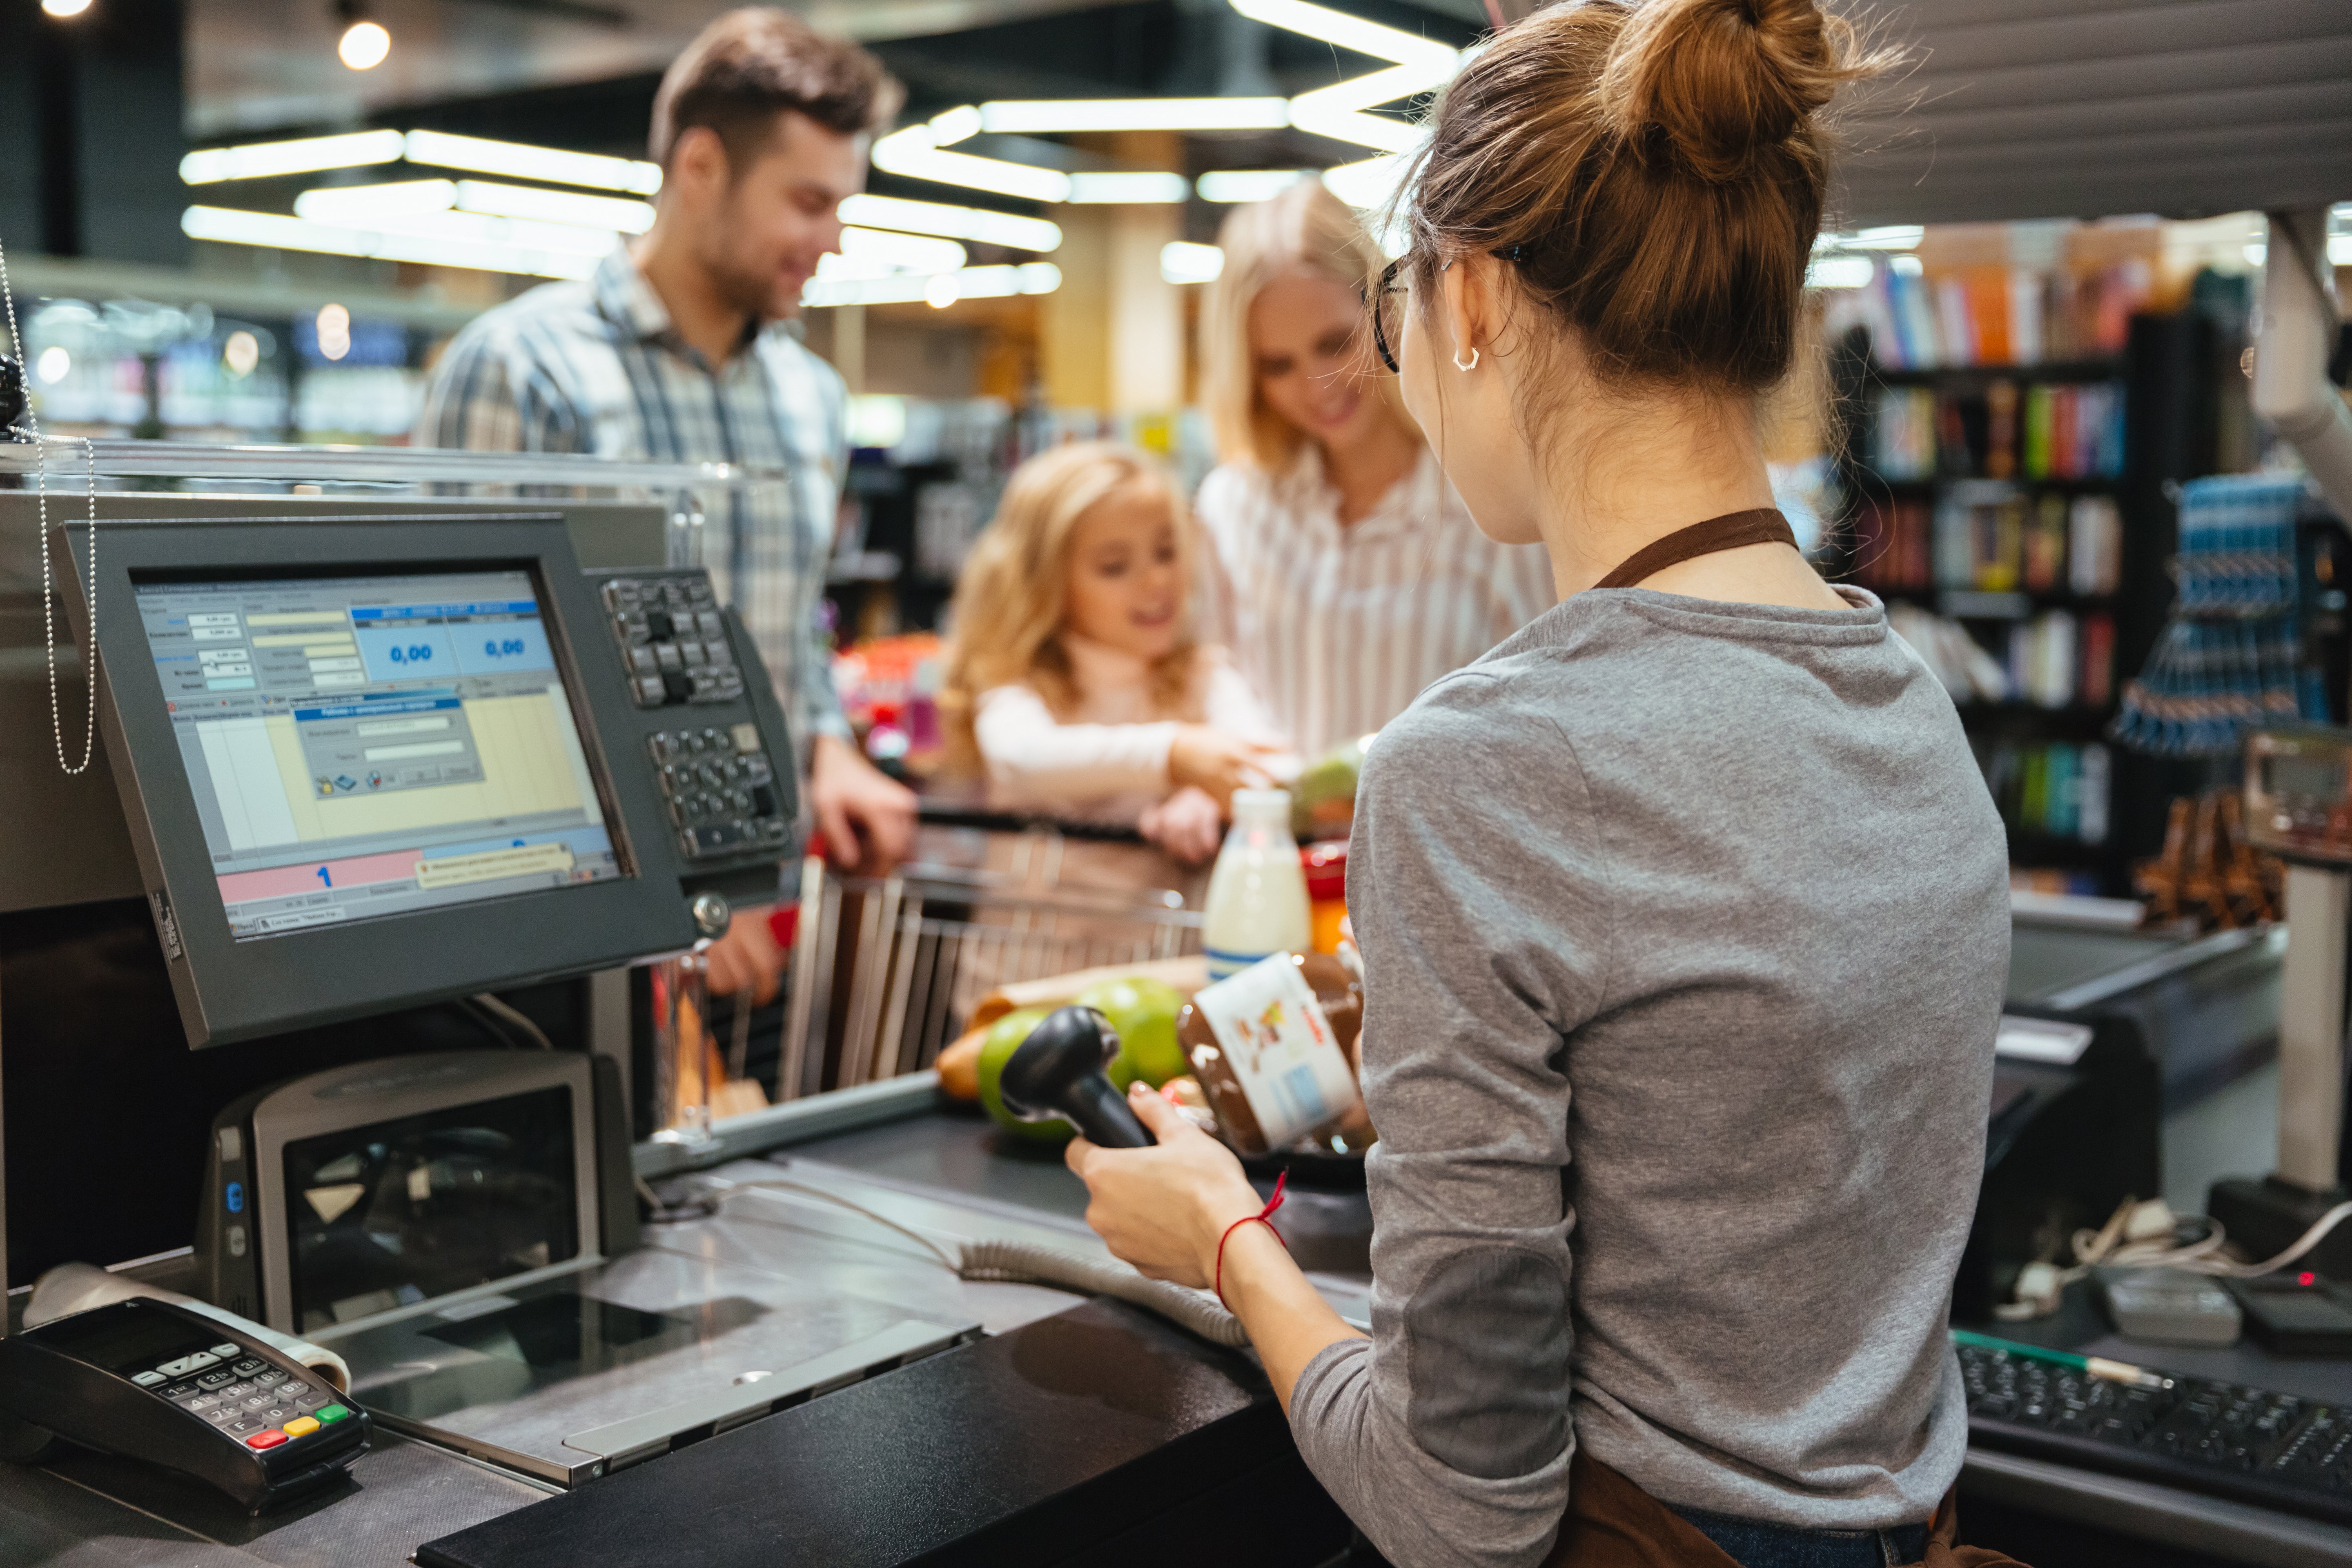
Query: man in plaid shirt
420 7 915 998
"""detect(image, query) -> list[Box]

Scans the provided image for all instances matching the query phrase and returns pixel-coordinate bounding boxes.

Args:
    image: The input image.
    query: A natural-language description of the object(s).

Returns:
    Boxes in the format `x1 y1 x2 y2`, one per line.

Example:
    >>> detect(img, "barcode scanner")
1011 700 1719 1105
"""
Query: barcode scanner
999 1006 1156 1148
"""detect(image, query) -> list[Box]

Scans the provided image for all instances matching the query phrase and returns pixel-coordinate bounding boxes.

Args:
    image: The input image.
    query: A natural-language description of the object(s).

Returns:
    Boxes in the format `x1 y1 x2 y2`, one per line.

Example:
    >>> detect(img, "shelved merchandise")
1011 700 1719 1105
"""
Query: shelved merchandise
1829 254 2230 894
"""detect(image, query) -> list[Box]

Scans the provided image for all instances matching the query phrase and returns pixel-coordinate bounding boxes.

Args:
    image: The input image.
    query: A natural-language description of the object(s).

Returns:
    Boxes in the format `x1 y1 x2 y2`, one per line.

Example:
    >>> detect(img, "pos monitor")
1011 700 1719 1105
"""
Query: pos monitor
58 512 776 1046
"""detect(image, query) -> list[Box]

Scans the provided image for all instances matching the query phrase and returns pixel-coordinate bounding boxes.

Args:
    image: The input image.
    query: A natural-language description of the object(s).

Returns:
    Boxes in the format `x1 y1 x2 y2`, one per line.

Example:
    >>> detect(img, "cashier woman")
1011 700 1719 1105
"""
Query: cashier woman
420 9 917 996
1067 4 2017 1568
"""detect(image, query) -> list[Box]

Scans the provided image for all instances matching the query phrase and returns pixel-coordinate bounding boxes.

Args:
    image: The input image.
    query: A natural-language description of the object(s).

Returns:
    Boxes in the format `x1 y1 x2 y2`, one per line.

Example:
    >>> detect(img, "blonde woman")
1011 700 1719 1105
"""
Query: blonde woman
1195 180 1555 760
943 442 1289 865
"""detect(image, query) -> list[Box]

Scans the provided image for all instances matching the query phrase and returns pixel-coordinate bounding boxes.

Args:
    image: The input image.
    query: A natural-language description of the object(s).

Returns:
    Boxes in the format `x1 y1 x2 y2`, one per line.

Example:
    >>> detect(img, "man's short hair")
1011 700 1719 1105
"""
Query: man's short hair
650 8 902 172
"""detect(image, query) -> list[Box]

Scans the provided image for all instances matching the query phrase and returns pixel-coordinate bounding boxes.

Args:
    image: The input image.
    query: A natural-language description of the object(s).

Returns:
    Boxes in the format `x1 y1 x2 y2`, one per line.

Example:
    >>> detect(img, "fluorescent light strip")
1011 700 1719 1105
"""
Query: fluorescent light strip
1289 62 1446 152
403 129 662 196
455 180 655 234
183 206 599 280
1196 169 1310 203
1321 153 1406 210
802 262 1061 310
872 124 1071 203
837 227 969 272
295 178 458 222
1848 225 1924 251
1228 0 1459 74
1065 171 1191 205
1161 242 1225 285
1807 255 1875 290
837 193 1061 253
181 129 405 185
979 98 1289 134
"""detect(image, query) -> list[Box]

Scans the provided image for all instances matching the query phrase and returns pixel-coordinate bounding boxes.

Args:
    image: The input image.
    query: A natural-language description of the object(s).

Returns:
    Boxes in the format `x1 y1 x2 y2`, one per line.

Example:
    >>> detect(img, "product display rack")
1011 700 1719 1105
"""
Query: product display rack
1829 312 2222 895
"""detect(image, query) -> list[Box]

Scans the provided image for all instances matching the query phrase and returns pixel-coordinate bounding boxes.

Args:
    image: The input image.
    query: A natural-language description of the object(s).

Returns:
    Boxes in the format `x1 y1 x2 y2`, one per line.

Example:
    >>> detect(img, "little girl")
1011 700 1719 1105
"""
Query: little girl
942 442 1290 864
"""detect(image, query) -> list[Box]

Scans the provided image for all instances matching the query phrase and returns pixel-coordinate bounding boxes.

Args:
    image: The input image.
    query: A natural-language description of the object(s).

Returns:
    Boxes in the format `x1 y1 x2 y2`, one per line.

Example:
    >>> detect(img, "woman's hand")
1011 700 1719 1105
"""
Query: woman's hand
1169 725 1280 807
1139 785 1224 864
1065 1085 1266 1289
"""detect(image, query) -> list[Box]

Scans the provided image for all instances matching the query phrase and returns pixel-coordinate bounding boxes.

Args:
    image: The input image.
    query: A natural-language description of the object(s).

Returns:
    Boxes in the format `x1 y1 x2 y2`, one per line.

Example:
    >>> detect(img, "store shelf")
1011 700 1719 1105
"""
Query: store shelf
1866 359 2126 386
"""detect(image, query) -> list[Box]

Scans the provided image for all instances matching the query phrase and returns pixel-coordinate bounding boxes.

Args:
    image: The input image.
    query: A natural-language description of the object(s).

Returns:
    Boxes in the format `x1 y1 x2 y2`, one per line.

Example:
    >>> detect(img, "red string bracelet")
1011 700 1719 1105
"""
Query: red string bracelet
1214 1170 1289 1310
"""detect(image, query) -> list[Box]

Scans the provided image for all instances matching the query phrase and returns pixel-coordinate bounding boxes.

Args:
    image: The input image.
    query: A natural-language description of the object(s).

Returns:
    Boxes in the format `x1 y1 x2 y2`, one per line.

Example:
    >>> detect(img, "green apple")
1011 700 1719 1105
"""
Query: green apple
975 1008 1073 1142
1074 976 1188 1088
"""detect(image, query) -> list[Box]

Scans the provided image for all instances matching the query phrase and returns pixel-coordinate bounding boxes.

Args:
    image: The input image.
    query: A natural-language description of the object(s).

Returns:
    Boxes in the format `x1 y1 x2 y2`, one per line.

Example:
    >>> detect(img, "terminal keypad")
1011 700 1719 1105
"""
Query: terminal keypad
603 575 744 709
650 722 789 861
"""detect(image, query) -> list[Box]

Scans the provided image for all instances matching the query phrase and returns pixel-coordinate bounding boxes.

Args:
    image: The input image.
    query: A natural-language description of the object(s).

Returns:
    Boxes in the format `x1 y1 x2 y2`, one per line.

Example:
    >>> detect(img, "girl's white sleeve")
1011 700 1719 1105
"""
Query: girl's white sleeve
973 684 1176 805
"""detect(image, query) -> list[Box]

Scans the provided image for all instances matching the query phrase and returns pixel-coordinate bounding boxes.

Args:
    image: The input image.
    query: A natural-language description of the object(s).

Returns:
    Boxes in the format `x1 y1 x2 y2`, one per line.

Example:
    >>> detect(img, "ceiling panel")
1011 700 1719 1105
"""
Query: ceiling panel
1839 0 2352 224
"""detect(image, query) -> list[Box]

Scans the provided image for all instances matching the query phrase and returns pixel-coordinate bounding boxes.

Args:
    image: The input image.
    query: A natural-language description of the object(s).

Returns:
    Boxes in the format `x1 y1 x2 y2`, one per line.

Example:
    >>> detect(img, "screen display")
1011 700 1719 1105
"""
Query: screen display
2266 753 2349 804
281 1086 580 1334
134 568 621 940
35 1305 214 1377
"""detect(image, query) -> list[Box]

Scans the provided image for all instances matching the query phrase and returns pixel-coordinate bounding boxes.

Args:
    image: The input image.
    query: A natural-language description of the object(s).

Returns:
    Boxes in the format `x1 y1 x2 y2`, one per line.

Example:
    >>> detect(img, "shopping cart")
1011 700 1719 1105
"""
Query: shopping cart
777 816 1205 1100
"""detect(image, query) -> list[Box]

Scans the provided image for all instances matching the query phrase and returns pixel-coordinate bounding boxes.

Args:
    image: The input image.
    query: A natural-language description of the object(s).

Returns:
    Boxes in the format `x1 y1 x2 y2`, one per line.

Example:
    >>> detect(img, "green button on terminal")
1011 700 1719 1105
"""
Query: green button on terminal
316 1403 352 1424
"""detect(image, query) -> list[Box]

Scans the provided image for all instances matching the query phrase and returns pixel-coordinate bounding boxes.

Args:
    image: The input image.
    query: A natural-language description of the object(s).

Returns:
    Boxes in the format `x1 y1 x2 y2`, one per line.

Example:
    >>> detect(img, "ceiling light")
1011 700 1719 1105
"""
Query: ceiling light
1848 225 1924 251
454 180 655 234
180 129 406 185
295 178 457 222
1288 64 1437 152
1161 242 1224 285
1229 0 1460 153
1065 172 1190 205
924 274 961 310
1196 169 1310 203
978 98 1290 135
1891 254 1923 276
403 129 662 196
1806 256 1875 290
182 205 601 280
2331 235 2352 265
802 263 1060 310
40 0 93 17
1321 153 1405 210
338 20 390 71
927 106 985 147
1228 0 1459 74
871 122 1071 204
222 332 261 377
34 347 71 384
838 228 969 273
837 194 1060 253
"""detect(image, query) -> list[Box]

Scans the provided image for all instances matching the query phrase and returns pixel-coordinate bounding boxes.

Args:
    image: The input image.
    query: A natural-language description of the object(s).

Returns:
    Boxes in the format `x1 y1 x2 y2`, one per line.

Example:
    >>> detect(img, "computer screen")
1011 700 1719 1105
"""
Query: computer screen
134 567 621 941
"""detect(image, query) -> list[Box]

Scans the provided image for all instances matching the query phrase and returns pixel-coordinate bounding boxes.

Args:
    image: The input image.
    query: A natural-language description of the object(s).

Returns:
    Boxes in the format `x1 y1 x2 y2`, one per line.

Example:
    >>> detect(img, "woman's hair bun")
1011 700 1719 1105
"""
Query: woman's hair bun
1600 0 1865 183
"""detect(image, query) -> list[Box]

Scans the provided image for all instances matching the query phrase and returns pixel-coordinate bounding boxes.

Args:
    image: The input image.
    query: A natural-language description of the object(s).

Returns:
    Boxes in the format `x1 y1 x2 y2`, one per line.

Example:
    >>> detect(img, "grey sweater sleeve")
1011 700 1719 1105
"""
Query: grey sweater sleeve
1289 674 1608 1568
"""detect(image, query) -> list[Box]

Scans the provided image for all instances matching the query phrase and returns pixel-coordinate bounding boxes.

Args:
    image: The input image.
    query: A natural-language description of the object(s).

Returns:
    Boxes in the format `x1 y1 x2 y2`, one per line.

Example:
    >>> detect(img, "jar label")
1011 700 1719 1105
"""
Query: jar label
1191 953 1362 1149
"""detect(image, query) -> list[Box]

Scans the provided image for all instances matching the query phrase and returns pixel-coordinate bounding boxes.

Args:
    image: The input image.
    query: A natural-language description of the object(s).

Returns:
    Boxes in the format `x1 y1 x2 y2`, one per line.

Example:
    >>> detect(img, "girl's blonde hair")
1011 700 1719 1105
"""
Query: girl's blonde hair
1200 179 1414 471
941 442 1199 774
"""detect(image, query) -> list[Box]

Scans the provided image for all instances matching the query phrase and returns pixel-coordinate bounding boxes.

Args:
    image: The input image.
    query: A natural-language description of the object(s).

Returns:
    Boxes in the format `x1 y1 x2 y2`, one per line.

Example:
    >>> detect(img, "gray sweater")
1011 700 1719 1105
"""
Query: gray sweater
1290 586 2009 1568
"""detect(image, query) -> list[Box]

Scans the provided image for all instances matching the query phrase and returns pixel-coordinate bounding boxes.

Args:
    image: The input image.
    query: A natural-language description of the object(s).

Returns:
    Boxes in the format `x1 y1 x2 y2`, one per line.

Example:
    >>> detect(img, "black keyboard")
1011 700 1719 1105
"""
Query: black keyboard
1957 1334 2352 1526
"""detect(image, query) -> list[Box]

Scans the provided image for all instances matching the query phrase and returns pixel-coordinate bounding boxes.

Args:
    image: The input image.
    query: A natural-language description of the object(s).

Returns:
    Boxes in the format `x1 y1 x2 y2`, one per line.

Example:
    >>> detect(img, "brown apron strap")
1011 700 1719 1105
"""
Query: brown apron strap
1593 508 1798 592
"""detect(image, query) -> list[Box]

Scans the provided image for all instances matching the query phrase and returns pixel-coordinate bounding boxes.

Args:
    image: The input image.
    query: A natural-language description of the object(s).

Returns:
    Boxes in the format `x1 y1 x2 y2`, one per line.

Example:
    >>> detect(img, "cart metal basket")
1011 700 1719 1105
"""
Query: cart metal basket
778 823 1204 1099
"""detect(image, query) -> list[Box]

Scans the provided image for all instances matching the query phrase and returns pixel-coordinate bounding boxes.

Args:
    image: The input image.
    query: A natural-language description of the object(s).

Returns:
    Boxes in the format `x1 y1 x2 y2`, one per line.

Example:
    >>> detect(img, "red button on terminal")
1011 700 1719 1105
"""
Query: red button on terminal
244 1430 288 1450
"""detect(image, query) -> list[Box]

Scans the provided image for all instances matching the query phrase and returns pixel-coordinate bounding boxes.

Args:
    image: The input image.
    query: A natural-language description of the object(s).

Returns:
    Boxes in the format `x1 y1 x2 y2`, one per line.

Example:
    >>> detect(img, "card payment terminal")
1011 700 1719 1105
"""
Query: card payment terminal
0 1298 370 1512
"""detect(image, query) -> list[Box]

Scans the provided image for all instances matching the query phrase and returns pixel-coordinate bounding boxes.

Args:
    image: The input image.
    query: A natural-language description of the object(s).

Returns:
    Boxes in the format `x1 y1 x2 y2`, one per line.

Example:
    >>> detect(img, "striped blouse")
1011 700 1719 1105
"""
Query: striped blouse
1193 445 1557 760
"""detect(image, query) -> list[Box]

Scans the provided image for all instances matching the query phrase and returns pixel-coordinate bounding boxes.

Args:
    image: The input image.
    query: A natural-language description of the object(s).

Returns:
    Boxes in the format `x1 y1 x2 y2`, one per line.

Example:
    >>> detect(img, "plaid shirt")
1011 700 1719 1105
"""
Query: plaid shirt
418 249 849 747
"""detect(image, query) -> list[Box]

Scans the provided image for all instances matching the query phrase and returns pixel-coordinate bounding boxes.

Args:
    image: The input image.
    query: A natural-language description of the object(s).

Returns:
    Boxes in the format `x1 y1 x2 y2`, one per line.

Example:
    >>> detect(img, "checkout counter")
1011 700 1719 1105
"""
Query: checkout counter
0 445 2344 1568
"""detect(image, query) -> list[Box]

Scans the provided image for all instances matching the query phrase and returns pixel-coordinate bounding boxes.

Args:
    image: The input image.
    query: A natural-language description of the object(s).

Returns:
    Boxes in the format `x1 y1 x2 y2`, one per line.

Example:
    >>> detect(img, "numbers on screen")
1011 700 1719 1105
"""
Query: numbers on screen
482 637 528 659
385 644 434 666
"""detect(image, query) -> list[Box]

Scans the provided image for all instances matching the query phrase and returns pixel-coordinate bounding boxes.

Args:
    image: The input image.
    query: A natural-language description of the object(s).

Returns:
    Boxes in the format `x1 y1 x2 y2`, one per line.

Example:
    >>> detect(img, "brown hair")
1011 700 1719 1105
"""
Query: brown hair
1403 0 1891 396
1202 180 1412 471
650 8 902 172
938 443 1201 776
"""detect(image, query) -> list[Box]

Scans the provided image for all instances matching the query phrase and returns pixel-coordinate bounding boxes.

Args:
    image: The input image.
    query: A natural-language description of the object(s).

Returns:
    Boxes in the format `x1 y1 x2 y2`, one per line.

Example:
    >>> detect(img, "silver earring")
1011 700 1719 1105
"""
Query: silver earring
1453 346 1479 372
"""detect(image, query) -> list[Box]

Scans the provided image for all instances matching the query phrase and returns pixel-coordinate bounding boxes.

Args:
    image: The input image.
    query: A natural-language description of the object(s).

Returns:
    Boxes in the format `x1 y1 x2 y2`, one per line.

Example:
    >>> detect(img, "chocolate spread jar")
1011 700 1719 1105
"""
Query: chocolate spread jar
1178 951 1364 1157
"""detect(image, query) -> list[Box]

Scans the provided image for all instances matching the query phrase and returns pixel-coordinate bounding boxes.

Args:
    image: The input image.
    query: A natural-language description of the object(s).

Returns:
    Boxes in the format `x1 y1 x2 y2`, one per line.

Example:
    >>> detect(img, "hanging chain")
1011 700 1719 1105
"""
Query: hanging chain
0 232 100 775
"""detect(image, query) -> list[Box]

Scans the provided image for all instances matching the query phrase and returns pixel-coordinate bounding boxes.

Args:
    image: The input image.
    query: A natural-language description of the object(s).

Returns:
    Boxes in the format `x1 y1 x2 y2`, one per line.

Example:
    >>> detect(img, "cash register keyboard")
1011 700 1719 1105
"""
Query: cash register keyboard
1958 1337 2352 1525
